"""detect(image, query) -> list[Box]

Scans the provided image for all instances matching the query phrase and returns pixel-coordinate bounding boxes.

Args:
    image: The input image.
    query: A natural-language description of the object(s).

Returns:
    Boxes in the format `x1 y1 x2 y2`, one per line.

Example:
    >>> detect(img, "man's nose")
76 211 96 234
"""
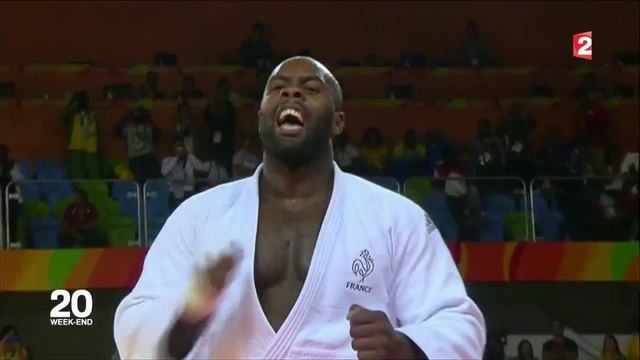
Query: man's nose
281 87 303 99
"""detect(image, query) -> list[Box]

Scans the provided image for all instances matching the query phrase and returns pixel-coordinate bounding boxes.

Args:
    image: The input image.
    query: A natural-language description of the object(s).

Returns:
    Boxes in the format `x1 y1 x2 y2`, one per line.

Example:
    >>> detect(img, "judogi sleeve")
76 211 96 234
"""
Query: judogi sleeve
391 205 486 359
113 203 199 359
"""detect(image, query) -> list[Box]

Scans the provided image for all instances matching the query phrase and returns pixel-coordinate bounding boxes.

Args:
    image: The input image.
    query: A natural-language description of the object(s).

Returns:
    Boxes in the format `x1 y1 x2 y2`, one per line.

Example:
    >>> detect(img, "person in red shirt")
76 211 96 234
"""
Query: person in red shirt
58 189 102 248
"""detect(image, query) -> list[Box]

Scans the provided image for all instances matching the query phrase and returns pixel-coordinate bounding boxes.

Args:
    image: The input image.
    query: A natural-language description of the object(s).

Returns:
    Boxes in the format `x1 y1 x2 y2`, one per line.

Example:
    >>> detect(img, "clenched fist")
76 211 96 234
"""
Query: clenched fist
347 304 422 360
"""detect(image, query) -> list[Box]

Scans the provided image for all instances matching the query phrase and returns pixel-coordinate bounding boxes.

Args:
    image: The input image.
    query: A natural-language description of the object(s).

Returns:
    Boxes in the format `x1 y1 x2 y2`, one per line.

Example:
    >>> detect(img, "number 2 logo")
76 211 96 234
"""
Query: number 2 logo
573 31 592 60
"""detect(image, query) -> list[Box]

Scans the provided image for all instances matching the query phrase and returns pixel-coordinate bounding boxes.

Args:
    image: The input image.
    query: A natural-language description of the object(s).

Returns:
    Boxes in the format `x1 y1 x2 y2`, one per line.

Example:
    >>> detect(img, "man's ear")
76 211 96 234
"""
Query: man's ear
332 112 346 136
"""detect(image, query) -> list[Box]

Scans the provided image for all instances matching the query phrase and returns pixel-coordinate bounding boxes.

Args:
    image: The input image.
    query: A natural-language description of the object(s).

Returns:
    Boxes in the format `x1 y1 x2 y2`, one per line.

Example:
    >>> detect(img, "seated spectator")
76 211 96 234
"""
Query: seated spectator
0 325 30 360
333 132 362 173
484 332 506 360
58 189 103 248
113 107 161 185
172 102 195 154
458 20 496 67
59 91 101 179
137 71 165 100
161 140 210 210
359 127 389 175
239 22 273 69
204 78 237 173
207 153 230 186
424 130 454 176
537 127 572 177
0 144 23 246
598 334 626 360
389 129 427 180
233 134 260 178
435 146 468 223
515 339 538 360
541 320 578 360
472 119 506 176
176 75 205 100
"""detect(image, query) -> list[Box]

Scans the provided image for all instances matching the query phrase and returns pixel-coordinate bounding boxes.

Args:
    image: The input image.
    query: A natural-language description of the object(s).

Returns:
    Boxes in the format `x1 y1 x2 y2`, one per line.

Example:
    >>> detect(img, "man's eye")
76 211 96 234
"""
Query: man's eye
271 85 284 91
306 87 319 93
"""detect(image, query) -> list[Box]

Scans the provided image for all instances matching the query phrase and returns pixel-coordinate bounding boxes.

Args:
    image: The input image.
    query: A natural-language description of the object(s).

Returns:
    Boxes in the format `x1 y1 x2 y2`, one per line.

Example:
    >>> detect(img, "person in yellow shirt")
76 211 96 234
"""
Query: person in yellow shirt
359 127 389 175
59 91 101 179
389 129 427 181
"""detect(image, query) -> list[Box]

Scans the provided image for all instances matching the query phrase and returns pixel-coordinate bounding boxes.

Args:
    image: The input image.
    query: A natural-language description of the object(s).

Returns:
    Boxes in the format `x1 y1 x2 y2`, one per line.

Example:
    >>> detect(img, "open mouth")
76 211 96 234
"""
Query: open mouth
276 108 305 136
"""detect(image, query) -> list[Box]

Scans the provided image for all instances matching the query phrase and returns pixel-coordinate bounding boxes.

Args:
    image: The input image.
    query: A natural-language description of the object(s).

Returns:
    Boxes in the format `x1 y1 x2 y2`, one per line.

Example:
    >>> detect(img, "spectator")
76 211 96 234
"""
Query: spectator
59 91 101 179
333 132 362 173
458 20 495 67
172 102 195 154
424 130 454 176
58 189 103 248
473 118 506 177
204 78 237 173
113 107 161 185
502 103 536 182
239 22 273 69
161 140 211 210
435 145 468 223
232 134 260 178
176 75 205 100
0 325 30 360
515 339 538 360
389 129 427 180
137 71 165 100
207 152 230 186
598 334 626 360
359 127 389 175
577 89 611 174
574 72 606 103
484 332 506 360
537 127 572 177
542 320 578 360
0 145 23 246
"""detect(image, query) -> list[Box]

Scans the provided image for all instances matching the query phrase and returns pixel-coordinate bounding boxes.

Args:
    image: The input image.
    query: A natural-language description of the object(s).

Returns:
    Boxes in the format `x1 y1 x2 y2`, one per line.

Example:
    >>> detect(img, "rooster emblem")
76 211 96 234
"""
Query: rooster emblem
352 249 375 283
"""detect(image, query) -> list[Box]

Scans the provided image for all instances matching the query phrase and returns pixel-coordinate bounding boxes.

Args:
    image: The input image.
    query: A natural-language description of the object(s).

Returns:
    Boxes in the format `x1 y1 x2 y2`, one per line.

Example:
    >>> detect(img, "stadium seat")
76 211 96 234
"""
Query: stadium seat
364 176 400 192
144 180 170 219
19 183 40 201
34 160 64 179
40 181 73 201
28 216 60 249
532 192 564 241
106 216 135 247
112 180 138 201
505 211 529 241
77 181 110 203
22 200 50 218
15 160 32 179
423 190 459 241
479 193 516 241
47 192 72 219
404 177 433 208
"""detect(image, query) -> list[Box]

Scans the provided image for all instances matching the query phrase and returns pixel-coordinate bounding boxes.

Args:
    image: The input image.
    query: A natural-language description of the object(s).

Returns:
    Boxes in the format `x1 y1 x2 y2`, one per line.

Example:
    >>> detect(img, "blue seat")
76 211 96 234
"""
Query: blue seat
40 181 73 200
20 183 41 201
479 193 516 241
364 176 400 193
34 160 64 179
423 190 459 241
112 180 138 201
15 160 32 179
29 216 60 248
145 181 170 218
532 192 565 241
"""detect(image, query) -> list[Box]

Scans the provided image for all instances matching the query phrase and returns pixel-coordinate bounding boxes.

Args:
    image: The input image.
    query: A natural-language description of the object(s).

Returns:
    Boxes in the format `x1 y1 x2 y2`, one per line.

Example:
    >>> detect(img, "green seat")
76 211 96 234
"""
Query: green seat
22 200 50 218
53 197 73 220
404 177 432 208
107 216 135 247
77 181 109 203
506 211 529 241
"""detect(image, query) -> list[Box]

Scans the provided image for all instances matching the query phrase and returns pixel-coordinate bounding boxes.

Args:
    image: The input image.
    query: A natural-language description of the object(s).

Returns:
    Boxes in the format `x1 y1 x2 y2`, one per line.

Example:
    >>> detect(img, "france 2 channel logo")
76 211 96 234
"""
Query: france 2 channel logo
573 31 592 61
49 289 94 327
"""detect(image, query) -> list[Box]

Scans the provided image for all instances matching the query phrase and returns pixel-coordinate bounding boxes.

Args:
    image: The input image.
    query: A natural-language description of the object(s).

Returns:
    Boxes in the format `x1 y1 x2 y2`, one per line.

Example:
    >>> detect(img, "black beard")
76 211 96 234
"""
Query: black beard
259 114 333 169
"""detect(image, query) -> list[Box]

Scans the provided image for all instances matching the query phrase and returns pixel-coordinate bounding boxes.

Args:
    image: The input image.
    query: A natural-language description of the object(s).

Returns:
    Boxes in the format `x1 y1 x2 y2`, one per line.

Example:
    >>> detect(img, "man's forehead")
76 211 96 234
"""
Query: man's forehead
269 58 330 82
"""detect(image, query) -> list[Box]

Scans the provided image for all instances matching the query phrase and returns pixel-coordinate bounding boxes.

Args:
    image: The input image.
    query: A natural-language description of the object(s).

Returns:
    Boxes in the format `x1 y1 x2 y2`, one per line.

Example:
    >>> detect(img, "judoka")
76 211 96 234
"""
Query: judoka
114 56 486 359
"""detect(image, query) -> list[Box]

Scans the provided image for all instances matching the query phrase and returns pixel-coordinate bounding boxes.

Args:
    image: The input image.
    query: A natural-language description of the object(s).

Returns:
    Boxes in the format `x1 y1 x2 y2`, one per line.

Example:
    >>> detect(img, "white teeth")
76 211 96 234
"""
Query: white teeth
279 108 303 122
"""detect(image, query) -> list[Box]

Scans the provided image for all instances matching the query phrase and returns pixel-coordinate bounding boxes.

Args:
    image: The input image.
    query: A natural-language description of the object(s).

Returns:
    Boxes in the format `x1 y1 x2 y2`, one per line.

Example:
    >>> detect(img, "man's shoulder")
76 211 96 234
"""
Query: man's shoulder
178 177 249 212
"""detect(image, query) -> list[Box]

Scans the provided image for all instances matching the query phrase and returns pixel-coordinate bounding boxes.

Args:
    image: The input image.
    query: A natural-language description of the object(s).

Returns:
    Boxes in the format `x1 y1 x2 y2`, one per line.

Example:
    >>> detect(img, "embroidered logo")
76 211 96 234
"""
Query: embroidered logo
346 250 375 294
352 249 374 283
425 212 437 234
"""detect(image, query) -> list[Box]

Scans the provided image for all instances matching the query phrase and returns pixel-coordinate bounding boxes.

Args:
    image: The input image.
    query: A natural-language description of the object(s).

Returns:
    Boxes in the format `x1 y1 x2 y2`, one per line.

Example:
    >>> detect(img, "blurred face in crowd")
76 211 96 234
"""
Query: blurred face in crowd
518 340 533 358
258 57 344 168
175 141 187 158
604 335 619 353
552 320 564 339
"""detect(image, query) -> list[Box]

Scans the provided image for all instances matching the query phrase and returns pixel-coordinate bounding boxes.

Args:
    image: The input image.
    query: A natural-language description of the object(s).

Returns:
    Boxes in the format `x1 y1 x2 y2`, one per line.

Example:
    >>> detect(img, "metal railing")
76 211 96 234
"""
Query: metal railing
3 179 142 249
529 175 639 241
404 176 530 241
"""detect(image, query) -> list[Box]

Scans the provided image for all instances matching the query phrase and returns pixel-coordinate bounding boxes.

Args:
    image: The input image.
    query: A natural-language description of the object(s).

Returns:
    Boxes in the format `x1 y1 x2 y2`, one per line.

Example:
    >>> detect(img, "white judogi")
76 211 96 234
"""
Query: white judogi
114 163 485 359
